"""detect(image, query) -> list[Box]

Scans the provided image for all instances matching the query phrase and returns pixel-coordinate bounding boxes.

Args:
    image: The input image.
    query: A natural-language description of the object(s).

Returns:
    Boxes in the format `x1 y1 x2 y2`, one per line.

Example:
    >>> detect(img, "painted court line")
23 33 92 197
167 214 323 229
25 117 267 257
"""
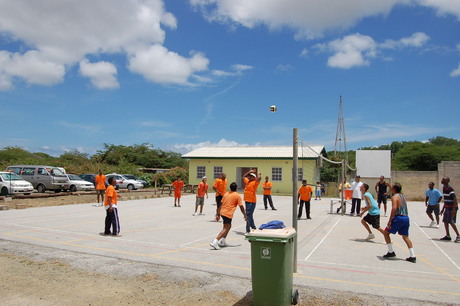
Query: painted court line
414 221 460 272
304 217 341 261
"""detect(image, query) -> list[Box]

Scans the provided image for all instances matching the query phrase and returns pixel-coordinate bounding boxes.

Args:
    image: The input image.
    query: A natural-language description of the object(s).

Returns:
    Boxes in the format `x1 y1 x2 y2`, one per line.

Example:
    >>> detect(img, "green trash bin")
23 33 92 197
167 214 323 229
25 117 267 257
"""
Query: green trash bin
245 227 298 306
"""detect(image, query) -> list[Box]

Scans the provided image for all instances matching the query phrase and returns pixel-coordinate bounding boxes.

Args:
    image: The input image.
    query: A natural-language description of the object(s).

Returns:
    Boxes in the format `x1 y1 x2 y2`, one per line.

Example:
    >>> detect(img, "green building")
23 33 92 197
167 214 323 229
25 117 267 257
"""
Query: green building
182 145 325 194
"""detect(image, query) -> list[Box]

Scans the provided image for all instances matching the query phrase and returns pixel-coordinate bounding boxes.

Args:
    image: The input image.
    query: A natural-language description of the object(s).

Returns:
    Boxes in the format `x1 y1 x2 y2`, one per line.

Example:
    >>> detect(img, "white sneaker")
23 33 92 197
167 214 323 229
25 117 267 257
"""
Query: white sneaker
193 213 197 216
218 241 228 247
199 213 205 216
366 233 375 240
430 221 436 227
210 241 220 250
435 223 440 228
384 213 387 217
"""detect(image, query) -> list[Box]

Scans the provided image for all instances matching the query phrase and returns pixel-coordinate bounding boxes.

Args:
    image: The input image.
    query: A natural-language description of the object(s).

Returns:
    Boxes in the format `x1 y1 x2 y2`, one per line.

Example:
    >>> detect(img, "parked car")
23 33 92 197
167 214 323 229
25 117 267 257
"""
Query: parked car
67 174 95 192
0 171 34 196
122 174 148 188
105 173 143 190
6 165 70 193
79 174 96 185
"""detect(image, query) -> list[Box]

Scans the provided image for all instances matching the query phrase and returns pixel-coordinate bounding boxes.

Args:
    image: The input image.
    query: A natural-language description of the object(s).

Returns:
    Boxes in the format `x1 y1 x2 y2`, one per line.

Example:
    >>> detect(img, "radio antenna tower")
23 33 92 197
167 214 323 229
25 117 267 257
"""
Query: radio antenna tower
334 95 348 165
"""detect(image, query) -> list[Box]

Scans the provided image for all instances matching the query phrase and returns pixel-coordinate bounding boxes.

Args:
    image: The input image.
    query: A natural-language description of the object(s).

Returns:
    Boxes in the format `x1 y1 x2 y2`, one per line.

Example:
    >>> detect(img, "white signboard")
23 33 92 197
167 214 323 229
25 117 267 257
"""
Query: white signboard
356 150 391 178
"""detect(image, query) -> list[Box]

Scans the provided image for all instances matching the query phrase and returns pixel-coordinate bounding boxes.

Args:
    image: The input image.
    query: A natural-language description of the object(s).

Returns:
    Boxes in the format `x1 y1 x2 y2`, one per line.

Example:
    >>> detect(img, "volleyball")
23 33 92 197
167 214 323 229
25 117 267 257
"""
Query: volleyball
270 105 277 112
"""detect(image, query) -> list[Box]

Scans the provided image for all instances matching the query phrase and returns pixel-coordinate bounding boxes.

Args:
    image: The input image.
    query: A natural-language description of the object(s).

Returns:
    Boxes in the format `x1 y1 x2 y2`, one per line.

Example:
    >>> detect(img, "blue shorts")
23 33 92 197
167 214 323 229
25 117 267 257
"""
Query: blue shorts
386 215 410 236
316 190 321 196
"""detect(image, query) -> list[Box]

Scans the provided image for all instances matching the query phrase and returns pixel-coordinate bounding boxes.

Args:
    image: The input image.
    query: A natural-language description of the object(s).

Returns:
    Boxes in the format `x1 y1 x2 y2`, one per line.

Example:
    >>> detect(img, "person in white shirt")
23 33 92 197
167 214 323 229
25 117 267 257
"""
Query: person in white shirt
350 176 363 216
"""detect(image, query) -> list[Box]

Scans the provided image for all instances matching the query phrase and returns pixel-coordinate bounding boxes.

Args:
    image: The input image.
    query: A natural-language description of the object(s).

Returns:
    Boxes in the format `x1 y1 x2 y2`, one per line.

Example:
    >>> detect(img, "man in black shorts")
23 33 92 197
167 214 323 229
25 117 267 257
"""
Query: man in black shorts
375 176 391 217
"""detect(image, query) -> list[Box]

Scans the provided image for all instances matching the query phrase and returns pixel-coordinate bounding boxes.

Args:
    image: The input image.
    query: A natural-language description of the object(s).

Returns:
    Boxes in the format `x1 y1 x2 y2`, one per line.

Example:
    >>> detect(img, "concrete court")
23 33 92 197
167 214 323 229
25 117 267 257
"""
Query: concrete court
0 194 459 304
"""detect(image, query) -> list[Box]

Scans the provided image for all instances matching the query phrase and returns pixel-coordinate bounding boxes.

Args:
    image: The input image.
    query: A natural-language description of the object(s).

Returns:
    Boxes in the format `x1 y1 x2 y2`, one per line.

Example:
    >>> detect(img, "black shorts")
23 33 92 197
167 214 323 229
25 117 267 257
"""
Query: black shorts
216 195 223 207
363 213 380 229
222 215 232 224
426 204 440 216
377 194 387 204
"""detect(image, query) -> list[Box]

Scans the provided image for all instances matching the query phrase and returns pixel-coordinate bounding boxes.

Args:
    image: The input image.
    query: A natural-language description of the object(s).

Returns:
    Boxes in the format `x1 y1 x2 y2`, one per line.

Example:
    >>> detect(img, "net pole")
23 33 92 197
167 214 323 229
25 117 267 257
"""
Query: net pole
292 128 298 273
341 160 345 215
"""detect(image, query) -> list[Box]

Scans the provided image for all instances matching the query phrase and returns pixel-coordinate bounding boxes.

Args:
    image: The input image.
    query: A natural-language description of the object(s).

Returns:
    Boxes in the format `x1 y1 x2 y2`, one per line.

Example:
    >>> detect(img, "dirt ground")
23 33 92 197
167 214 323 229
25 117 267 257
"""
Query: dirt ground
0 191 444 305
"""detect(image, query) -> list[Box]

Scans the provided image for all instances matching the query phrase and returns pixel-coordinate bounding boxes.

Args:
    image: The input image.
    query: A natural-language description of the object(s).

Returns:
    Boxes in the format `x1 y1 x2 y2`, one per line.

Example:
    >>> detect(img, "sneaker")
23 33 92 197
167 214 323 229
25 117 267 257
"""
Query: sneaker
384 213 387 217
406 257 417 263
210 241 220 250
383 252 396 258
366 233 375 240
265 207 267 210
307 217 312 220
435 224 440 228
440 236 452 241
218 241 228 247
455 236 460 243
193 213 197 216
350 213 354 216
272 208 277 210
198 213 205 216
429 221 436 227
112 234 122 237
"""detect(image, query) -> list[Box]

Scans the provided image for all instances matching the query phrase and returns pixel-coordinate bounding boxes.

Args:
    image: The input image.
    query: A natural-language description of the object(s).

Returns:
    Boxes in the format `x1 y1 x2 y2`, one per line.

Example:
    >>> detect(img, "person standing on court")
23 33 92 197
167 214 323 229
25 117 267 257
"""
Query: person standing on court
375 175 391 217
359 183 385 240
350 176 363 216
297 179 313 220
381 183 416 263
104 176 122 237
243 169 261 234
210 182 246 250
193 176 208 216
172 176 184 207
440 177 460 242
337 177 351 214
425 182 442 228
315 181 322 200
213 173 227 219
94 169 106 207
262 176 276 210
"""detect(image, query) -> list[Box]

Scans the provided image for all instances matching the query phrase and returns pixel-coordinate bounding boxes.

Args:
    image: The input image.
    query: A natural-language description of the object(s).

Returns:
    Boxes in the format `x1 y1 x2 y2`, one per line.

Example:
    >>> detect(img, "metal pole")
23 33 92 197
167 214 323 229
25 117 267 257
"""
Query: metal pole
292 128 298 273
341 160 345 215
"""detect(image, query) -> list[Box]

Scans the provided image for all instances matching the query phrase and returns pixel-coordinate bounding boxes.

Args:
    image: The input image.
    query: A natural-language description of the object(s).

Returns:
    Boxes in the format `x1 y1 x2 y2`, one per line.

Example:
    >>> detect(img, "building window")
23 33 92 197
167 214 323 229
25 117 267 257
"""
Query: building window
272 167 282 181
297 168 303 181
196 166 206 179
214 166 223 179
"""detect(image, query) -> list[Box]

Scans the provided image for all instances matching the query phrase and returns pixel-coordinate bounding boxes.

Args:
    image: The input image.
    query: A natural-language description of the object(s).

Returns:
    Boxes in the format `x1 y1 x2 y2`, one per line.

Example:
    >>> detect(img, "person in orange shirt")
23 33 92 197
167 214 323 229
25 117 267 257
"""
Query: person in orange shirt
94 169 106 207
262 176 277 210
297 179 313 220
213 173 227 218
243 169 261 234
104 176 122 237
210 182 246 250
172 176 185 207
193 176 208 216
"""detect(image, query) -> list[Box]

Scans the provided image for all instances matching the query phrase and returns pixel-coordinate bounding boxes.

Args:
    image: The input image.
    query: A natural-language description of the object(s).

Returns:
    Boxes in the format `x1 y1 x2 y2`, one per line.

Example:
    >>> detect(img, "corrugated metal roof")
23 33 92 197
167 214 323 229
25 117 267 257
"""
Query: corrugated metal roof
182 145 324 159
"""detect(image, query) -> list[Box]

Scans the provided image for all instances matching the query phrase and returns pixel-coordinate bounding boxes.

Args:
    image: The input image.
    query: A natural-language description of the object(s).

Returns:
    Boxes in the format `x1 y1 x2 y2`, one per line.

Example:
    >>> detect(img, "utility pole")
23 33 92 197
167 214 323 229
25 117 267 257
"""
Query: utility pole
334 95 348 166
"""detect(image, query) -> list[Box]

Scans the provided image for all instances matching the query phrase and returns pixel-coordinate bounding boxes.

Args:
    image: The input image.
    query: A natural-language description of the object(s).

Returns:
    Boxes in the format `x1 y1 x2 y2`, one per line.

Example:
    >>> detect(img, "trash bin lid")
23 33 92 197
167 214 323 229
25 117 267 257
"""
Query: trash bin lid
245 227 296 242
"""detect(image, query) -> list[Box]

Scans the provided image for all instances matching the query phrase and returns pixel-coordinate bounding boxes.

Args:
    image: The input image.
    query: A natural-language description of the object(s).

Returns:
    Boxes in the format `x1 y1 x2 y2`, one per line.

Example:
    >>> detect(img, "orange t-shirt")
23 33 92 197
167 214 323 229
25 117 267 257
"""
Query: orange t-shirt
95 174 106 190
262 181 272 195
219 191 243 219
104 185 118 208
244 178 260 203
298 185 313 201
213 178 227 196
172 180 184 197
197 182 208 197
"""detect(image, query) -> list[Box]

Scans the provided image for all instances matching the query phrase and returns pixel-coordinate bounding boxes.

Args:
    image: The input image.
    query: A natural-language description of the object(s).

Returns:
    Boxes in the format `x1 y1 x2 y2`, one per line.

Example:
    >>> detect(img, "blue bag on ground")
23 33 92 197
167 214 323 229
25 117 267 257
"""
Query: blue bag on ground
259 220 286 230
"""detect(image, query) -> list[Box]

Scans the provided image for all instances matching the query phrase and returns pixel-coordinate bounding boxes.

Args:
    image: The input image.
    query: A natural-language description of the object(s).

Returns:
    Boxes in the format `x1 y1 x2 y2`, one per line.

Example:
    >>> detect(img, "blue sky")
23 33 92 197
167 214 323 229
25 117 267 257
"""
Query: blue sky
0 0 459 156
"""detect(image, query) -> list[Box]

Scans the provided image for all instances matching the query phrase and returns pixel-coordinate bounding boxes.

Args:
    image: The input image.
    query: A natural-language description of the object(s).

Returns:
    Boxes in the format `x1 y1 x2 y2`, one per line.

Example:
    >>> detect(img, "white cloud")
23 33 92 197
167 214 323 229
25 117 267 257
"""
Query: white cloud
300 49 309 58
381 32 430 49
322 34 377 69
212 64 253 77
315 32 429 69
416 0 460 20
450 63 460 77
128 44 209 85
173 138 246 153
0 0 207 90
79 59 119 89
190 0 409 39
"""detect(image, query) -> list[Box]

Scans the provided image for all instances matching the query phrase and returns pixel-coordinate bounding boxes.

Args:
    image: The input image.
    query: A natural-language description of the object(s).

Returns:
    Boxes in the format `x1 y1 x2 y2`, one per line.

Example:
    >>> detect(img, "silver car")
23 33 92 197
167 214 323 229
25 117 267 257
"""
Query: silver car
0 171 34 196
67 174 95 192
105 173 143 190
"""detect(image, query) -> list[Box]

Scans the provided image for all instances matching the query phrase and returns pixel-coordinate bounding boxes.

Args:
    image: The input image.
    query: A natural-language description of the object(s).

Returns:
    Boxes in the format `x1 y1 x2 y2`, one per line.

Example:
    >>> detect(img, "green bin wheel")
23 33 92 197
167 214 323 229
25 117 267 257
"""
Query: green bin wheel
292 289 299 305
